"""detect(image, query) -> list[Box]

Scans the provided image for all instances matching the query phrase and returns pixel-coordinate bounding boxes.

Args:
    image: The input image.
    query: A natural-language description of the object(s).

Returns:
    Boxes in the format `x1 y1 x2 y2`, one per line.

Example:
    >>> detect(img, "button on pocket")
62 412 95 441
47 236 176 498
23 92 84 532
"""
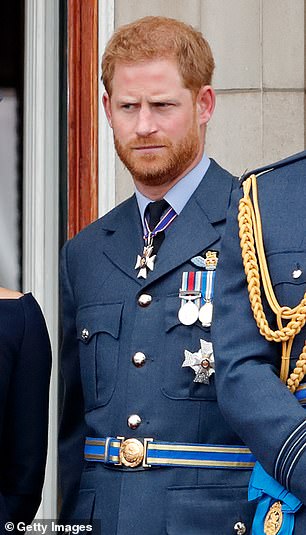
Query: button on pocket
81 328 90 341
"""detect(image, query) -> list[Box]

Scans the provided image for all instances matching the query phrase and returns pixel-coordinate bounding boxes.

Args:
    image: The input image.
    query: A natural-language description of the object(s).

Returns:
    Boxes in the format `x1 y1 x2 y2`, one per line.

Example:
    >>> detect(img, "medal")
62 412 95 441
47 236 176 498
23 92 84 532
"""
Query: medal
178 300 199 325
135 243 156 279
182 339 215 384
264 501 283 535
199 301 213 327
178 259 217 326
199 263 216 327
135 205 177 278
178 272 201 325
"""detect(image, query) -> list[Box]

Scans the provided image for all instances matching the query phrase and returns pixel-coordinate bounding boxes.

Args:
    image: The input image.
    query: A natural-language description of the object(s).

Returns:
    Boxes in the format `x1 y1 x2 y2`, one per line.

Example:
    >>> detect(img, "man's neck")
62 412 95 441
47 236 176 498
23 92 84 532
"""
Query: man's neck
133 149 205 200
135 152 210 232
134 179 181 201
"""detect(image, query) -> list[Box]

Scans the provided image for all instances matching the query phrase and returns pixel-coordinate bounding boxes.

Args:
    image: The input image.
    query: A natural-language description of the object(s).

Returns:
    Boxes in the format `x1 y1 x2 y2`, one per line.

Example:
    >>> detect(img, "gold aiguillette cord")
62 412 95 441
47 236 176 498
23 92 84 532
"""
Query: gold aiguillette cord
238 174 306 392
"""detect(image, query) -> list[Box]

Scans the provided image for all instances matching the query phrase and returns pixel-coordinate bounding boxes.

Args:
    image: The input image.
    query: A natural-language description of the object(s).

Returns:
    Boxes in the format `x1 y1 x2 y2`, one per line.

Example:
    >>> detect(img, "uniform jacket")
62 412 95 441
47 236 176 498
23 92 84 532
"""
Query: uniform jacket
0 293 51 529
59 159 257 534
213 151 306 534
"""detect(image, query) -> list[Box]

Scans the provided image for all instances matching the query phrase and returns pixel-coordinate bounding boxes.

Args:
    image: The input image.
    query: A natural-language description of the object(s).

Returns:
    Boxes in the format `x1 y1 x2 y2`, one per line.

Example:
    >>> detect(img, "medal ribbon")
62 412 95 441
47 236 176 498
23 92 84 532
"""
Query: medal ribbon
180 271 202 307
249 462 302 535
200 271 215 306
179 271 216 325
144 206 177 240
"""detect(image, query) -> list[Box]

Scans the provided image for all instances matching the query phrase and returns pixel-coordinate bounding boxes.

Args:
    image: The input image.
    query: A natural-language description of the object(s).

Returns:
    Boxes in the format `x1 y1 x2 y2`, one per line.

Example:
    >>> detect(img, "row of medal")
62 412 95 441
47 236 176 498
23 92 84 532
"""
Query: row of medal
178 270 215 327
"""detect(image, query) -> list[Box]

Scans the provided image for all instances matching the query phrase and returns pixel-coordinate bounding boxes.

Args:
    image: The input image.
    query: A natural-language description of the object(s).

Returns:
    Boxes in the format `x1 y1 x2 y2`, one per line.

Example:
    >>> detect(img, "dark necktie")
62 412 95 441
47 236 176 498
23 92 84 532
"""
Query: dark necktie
145 199 169 254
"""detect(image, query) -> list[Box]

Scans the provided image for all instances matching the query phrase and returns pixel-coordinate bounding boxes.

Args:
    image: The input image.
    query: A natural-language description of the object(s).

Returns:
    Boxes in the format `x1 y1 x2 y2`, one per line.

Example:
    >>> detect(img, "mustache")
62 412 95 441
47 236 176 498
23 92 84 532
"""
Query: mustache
127 137 171 149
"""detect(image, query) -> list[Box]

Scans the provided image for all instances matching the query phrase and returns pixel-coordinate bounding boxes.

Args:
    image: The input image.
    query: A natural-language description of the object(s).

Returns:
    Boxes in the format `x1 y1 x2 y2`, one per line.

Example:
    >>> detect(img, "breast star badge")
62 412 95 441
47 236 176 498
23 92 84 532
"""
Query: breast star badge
182 339 215 384
135 245 156 279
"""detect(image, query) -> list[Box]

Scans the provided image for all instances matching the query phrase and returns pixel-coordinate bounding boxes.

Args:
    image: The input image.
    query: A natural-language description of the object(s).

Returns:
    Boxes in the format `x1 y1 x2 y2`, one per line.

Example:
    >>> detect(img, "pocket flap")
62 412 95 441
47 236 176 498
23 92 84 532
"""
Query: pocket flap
166 485 255 535
268 251 306 286
76 303 123 342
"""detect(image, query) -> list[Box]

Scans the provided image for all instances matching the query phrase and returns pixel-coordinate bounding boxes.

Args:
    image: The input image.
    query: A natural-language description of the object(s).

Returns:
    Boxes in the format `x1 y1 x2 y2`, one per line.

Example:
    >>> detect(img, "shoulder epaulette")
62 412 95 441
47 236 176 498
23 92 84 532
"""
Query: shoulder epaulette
239 149 306 186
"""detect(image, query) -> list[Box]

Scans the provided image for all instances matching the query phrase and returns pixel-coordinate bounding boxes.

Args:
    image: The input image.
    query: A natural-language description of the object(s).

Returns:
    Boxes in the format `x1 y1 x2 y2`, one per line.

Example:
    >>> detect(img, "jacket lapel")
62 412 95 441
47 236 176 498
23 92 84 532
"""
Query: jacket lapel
101 196 144 285
141 159 234 287
100 159 234 286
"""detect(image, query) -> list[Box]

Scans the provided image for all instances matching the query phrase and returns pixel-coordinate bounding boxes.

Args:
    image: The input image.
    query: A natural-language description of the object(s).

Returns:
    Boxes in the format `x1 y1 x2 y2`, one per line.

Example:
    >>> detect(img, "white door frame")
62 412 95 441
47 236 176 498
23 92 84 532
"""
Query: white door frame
98 0 115 216
23 0 116 517
23 0 59 518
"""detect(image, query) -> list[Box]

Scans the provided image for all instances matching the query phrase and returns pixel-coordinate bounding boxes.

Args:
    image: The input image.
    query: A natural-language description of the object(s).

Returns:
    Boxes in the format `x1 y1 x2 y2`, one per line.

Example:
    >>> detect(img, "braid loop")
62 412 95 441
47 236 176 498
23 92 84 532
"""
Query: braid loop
238 174 306 391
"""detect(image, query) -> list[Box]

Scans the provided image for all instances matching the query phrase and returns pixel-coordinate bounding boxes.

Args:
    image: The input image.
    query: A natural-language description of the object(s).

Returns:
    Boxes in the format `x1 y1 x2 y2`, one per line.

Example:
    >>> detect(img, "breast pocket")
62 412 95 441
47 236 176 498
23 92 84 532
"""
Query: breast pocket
268 250 306 308
76 303 123 410
161 296 217 401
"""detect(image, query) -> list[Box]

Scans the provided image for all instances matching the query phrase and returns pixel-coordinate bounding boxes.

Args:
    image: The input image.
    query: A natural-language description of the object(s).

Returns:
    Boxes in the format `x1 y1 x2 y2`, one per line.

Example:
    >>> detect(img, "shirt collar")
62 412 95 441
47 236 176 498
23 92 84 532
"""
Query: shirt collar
135 153 210 227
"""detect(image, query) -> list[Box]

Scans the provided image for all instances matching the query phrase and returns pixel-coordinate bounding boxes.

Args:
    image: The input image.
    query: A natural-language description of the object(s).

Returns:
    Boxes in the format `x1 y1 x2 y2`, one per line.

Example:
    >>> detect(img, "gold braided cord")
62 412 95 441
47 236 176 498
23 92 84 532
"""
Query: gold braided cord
287 342 306 393
238 174 306 388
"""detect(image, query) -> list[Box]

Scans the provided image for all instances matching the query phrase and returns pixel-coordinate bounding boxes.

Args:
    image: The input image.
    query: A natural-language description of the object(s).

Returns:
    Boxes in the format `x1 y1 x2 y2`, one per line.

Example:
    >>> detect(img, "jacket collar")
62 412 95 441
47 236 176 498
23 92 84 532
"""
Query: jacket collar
101 159 234 286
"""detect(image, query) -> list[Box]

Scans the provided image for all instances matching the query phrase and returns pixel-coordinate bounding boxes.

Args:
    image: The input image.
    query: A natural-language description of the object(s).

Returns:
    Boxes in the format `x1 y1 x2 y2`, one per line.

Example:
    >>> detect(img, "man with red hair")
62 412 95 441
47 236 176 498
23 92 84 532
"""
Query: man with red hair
59 16 255 534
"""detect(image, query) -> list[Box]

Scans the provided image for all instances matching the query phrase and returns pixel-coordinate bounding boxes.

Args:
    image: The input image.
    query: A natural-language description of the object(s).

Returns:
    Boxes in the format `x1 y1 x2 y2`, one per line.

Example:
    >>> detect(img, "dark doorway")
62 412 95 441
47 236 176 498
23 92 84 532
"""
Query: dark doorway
0 1 24 289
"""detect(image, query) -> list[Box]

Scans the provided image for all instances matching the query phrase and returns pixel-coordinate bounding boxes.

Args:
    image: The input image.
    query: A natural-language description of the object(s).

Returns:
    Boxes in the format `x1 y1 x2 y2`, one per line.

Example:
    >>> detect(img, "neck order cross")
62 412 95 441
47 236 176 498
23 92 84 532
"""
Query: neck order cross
135 199 177 279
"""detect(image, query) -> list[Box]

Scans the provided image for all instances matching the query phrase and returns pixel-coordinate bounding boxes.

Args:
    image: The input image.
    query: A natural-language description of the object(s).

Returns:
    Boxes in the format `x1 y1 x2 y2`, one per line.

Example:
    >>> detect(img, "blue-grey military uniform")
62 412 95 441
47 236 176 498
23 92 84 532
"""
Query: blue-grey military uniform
59 159 257 534
213 150 306 534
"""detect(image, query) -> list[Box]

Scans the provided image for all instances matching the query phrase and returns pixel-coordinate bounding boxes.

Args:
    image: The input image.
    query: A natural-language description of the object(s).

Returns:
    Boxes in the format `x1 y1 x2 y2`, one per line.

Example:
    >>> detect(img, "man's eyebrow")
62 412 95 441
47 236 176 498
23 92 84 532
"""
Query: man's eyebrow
116 97 139 102
149 96 180 103
115 96 180 105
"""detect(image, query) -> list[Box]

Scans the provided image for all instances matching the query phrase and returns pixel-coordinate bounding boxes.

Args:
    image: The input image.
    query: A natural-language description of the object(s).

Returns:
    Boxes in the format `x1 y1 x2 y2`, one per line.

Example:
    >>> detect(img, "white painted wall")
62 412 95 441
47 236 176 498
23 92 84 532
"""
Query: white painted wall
98 0 305 204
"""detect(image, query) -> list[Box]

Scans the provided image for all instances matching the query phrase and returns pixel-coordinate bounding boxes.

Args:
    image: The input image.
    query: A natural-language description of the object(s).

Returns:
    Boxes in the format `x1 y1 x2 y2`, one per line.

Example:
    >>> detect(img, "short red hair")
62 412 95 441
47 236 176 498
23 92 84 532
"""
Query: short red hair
102 16 215 96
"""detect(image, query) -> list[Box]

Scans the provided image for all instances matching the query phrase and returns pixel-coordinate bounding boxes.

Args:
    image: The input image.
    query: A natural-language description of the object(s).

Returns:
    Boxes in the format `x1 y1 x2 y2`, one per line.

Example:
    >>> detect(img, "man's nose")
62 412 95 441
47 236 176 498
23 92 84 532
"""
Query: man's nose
135 106 157 137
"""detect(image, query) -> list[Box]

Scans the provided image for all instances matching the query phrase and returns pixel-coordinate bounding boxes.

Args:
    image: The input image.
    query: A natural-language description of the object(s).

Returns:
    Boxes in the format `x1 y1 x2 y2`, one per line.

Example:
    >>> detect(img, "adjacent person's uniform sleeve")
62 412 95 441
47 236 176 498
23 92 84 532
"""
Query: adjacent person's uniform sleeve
212 186 306 505
58 241 87 520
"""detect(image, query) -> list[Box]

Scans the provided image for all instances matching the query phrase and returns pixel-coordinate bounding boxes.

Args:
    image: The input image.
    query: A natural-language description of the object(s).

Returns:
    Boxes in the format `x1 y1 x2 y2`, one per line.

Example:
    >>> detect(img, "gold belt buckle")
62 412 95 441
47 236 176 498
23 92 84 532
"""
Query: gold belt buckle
116 437 153 468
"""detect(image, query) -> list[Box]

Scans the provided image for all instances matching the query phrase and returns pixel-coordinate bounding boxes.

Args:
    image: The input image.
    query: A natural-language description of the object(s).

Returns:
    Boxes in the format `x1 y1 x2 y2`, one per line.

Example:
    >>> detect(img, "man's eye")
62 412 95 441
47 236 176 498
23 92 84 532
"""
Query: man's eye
120 104 135 110
153 102 171 108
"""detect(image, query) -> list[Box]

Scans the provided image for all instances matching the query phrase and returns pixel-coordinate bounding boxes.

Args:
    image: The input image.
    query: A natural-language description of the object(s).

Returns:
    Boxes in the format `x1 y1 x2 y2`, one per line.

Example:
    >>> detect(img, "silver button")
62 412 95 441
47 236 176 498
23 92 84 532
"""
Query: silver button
132 352 146 367
127 414 142 429
138 294 152 307
234 522 246 535
292 268 303 279
81 328 89 341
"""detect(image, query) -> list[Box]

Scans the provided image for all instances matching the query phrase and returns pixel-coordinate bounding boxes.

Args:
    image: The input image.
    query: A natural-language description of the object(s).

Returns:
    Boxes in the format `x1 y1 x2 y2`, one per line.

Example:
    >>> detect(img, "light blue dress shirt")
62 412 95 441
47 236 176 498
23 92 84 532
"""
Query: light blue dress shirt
135 153 210 231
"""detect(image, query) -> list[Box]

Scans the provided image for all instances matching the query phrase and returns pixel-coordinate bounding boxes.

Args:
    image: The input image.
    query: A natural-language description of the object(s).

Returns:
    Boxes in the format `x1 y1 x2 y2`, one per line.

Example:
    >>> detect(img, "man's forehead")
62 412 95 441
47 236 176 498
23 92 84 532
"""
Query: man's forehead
113 55 177 69
112 57 180 79
110 58 188 96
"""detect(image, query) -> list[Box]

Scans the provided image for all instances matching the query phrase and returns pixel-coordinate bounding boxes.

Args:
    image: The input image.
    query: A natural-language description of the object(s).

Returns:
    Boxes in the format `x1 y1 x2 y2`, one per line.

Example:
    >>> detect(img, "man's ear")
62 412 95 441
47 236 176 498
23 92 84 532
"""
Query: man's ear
103 92 113 128
196 86 216 126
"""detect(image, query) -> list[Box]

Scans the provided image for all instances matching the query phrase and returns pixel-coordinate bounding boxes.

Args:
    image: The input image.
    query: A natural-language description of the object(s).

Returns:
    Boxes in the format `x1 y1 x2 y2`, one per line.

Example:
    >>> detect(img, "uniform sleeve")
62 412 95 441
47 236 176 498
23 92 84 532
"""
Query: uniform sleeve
212 187 306 505
1 296 51 522
58 241 86 519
